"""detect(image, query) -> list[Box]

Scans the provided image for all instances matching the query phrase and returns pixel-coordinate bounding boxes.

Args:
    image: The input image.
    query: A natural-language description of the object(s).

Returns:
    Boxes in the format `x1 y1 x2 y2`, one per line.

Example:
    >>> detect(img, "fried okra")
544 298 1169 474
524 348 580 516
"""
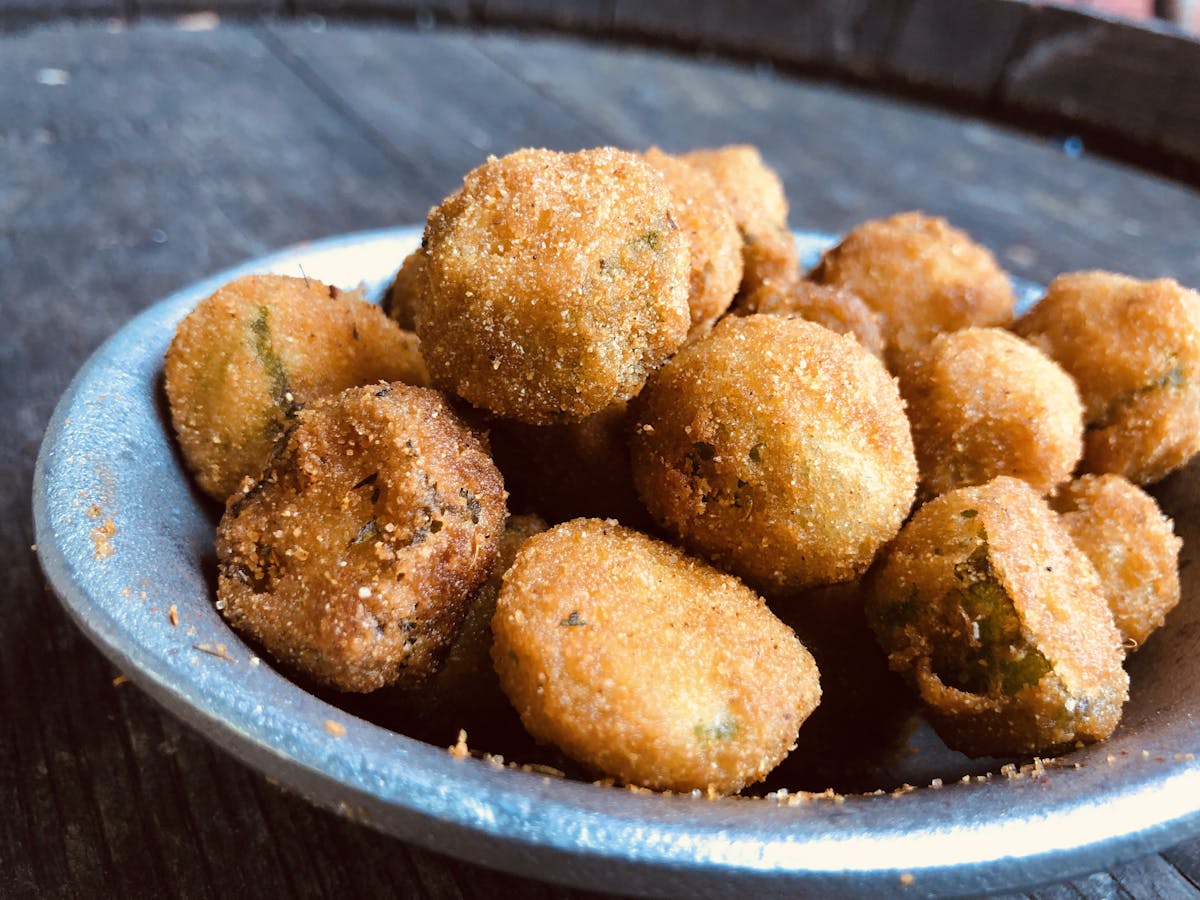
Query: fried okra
1052 474 1181 649
1015 272 1200 484
491 519 821 794
735 277 886 359
487 401 650 527
215 383 506 693
681 145 799 299
641 148 743 337
413 514 547 734
630 315 917 593
867 477 1128 757
899 328 1083 497
811 212 1016 366
165 274 428 501
416 147 691 424
383 248 426 332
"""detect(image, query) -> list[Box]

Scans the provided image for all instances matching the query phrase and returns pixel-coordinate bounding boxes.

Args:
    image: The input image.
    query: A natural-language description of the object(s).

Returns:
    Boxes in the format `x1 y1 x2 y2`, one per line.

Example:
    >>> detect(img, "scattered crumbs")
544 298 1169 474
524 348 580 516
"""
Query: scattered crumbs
112 673 129 687
484 753 506 769
523 763 566 778
1142 750 1151 759
449 729 470 759
169 604 179 627
899 872 915 887
325 720 346 737
86 503 102 519
30 544 37 553
960 775 971 785
176 10 219 30
120 587 132 598
140 591 147 601
891 783 917 797
193 642 235 662
1107 754 1116 765
187 626 197 637
249 656 261 667
929 778 943 789
1000 763 1017 780
91 519 116 559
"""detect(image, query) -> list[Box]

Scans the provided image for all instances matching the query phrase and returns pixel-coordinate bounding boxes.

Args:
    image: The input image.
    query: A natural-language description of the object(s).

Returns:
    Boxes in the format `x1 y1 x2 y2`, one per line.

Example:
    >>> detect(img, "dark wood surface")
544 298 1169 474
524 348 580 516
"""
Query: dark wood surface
4 7 1200 898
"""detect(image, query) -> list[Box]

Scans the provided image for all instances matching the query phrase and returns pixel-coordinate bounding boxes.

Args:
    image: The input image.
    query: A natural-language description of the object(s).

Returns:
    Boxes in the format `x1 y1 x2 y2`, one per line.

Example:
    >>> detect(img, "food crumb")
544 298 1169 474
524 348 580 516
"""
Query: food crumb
325 719 346 737
30 544 37 553
899 872 915 887
86 504 102 519
449 729 470 759
249 656 261 667
1107 754 1116 765
169 604 180 627
1142 750 1151 758
120 587 131 598
91 519 116 559
194 642 235 662
112 674 128 687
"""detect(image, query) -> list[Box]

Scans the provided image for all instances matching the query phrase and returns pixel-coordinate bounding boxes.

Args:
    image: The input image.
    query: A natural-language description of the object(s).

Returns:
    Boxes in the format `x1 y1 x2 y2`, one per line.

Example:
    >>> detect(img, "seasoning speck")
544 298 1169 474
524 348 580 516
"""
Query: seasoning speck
325 720 346 737
169 604 180 627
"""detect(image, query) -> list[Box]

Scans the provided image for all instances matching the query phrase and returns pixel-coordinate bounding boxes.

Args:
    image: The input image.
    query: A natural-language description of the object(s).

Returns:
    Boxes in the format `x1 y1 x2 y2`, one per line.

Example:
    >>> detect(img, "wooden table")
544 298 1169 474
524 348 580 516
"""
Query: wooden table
5 2 1200 896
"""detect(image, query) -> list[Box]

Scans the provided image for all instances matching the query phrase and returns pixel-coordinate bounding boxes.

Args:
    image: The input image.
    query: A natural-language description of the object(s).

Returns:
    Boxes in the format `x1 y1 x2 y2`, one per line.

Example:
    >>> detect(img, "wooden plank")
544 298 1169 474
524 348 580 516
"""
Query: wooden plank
481 0 611 32
610 0 900 72
883 0 1028 95
997 5 1185 144
263 22 612 203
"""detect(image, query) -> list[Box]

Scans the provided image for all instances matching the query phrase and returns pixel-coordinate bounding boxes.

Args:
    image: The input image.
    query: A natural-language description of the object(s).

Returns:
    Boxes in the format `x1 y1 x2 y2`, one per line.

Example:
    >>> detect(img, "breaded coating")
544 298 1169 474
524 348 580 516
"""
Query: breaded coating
630 315 917 593
417 147 691 424
165 274 428 501
383 248 427 332
215 384 506 693
487 401 649 527
417 514 548 730
811 212 1016 366
642 148 743 337
491 519 821 794
1015 271 1200 484
735 277 886 359
681 145 799 299
1052 474 1181 649
898 327 1084 497
867 476 1128 757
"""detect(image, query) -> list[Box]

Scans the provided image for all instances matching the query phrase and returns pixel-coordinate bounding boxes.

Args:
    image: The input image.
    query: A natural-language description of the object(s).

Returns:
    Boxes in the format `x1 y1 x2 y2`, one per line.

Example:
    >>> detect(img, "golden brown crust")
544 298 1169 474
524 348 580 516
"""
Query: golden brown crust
898 327 1083 497
491 519 821 793
811 211 1016 367
630 315 917 593
1015 271 1200 484
215 383 506 693
681 145 799 299
867 476 1128 757
164 274 428 501
642 148 743 338
417 147 691 424
1052 474 1181 648
384 248 427 332
735 277 886 359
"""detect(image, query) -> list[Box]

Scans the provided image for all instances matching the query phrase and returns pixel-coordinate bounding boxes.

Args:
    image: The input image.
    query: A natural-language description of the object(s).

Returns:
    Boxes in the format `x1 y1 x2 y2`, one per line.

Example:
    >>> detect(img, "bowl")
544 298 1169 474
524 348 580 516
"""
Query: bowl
33 227 1200 897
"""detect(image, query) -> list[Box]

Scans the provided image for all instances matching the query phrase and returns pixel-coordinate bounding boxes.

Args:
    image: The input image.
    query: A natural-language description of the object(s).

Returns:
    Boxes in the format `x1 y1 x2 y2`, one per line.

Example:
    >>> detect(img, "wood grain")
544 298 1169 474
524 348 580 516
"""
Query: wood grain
4 15 1200 900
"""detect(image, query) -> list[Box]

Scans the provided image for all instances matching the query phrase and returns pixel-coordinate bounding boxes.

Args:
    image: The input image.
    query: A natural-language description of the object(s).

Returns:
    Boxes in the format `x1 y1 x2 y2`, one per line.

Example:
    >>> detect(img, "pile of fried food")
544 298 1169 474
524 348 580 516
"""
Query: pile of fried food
164 145 1198 796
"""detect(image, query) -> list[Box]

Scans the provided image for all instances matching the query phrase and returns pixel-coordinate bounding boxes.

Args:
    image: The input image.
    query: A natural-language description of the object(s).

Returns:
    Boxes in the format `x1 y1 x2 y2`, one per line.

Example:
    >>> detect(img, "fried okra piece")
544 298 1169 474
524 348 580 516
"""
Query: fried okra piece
487 401 651 528
1015 272 1200 484
417 147 691 424
867 476 1128 757
641 148 743 337
383 248 427 332
165 274 428 501
1052 474 1181 649
735 277 886 359
681 145 799 299
216 383 506 693
491 519 821 794
630 315 917 594
898 328 1084 497
811 212 1015 367
414 514 547 732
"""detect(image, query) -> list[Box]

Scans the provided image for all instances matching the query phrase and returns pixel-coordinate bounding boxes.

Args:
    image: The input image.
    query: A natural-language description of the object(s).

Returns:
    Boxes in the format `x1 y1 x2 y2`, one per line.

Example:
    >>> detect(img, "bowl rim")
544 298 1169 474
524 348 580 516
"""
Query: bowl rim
32 226 1200 898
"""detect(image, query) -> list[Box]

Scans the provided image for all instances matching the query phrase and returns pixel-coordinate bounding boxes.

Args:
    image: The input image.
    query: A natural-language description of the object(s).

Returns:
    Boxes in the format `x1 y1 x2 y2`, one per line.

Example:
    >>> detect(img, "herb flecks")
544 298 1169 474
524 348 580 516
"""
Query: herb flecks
560 610 587 627
694 715 739 743
250 305 298 426
350 518 381 547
